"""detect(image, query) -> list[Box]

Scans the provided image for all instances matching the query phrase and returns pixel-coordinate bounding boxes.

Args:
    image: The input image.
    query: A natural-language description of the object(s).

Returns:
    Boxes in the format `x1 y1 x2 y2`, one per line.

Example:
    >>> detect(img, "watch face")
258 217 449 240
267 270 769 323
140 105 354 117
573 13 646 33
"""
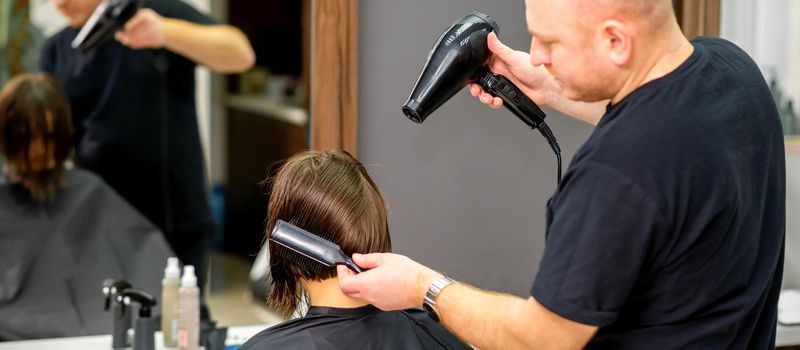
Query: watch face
423 303 440 322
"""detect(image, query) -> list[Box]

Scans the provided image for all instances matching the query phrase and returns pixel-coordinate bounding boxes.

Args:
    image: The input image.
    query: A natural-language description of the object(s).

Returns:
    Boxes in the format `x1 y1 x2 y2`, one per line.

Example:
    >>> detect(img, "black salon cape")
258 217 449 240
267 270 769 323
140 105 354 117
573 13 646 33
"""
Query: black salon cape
0 169 173 340
240 305 472 350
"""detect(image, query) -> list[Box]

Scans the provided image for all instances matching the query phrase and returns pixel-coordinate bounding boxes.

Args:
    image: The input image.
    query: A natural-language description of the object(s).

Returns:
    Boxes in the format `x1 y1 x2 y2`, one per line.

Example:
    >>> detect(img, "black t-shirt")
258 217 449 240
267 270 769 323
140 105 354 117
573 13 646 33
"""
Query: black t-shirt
531 37 785 349
40 0 214 234
240 305 471 350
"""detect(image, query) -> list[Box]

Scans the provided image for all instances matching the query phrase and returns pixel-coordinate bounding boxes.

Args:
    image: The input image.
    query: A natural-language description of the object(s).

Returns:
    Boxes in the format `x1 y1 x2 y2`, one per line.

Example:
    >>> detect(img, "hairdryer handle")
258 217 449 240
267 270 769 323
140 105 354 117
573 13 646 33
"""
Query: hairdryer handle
477 70 547 129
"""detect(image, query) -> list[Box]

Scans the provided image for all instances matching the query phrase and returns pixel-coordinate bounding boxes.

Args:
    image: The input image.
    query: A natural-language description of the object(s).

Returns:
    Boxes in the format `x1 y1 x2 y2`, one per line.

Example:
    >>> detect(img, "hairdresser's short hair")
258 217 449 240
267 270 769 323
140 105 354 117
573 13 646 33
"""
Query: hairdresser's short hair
264 150 391 317
0 73 73 201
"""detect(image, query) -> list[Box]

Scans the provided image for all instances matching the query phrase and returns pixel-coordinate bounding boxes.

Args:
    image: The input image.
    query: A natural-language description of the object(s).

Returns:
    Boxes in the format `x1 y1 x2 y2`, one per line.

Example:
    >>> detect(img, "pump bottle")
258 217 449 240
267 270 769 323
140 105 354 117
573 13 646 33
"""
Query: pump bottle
178 265 200 350
161 257 181 348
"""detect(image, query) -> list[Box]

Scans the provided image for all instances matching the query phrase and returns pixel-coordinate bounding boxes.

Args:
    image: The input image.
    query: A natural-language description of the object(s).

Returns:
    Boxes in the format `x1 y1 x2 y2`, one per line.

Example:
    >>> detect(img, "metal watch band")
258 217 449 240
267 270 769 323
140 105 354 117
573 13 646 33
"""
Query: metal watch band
423 276 456 322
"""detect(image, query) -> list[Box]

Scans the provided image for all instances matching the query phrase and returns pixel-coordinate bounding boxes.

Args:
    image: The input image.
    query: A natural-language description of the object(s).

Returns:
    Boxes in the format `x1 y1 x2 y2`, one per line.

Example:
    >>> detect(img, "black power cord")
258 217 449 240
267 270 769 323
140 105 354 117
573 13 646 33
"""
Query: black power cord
536 121 562 185
149 50 173 236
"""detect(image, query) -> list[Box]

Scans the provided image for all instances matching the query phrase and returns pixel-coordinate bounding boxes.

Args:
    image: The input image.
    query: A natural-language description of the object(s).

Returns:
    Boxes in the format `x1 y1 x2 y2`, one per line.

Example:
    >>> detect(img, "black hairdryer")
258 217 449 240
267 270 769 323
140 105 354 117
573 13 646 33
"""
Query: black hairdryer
71 0 143 52
403 11 562 183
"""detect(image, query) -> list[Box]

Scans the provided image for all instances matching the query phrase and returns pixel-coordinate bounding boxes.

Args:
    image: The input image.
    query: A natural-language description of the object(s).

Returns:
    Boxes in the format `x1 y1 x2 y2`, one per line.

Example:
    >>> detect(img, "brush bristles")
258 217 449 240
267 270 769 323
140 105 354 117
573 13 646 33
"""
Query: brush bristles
270 228 339 275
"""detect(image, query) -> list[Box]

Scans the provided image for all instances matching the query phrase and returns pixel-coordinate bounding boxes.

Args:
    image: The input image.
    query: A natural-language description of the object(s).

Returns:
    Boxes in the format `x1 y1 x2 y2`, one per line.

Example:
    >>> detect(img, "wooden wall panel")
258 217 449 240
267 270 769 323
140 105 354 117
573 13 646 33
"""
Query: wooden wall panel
676 0 721 39
310 0 359 156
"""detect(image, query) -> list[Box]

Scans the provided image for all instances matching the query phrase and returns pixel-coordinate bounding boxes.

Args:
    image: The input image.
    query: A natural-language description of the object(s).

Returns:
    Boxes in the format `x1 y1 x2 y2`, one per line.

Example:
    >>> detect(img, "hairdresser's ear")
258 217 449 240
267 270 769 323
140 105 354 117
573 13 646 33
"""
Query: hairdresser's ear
600 20 631 67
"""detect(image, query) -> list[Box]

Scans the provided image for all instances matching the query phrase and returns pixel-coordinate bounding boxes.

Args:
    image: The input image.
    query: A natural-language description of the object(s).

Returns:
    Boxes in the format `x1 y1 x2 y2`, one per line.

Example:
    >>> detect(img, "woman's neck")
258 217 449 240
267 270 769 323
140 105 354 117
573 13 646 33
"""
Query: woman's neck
300 278 369 309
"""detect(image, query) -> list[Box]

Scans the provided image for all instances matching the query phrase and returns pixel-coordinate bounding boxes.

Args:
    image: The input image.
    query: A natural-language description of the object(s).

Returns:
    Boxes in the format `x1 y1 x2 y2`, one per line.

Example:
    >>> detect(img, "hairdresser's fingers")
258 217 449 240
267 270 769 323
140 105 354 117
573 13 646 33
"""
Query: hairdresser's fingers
336 268 363 299
118 10 165 49
491 96 503 108
337 265 357 278
470 84 482 97
115 31 128 45
487 32 516 62
473 85 504 109
123 11 147 32
479 92 503 109
336 266 358 291
337 264 385 300
352 253 386 269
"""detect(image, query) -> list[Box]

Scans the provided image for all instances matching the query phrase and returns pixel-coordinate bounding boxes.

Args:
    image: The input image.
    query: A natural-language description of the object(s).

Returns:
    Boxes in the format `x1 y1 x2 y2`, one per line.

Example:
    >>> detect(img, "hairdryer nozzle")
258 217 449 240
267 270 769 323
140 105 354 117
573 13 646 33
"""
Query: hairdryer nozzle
402 100 424 123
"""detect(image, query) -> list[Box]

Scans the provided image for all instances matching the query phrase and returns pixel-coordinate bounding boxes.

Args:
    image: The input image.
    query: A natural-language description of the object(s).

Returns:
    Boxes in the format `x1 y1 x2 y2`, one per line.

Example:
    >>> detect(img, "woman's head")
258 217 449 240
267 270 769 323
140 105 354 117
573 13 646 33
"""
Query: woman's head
265 150 391 317
0 73 73 201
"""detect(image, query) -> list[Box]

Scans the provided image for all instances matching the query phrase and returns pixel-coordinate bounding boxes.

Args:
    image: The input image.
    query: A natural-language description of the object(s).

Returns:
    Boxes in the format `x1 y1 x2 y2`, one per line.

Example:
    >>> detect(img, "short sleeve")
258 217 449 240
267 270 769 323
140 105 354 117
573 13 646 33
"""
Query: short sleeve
40 37 56 73
146 0 216 25
531 161 665 326
145 0 217 69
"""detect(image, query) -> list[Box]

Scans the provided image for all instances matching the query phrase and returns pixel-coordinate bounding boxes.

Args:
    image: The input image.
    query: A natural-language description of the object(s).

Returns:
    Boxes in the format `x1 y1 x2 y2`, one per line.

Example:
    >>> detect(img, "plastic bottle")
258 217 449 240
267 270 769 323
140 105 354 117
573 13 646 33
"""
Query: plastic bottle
161 257 181 348
178 265 200 350
787 100 797 135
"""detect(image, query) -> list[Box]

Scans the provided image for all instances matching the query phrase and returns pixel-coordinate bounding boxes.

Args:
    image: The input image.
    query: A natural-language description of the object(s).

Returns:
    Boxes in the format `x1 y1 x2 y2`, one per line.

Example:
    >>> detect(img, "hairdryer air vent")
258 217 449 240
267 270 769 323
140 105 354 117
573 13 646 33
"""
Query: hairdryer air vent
403 101 423 123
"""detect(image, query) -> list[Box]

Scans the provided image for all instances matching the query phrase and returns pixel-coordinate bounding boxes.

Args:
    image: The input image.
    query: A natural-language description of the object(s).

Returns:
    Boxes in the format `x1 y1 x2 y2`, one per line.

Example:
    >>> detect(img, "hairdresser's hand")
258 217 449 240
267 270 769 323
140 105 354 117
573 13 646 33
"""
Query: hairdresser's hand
337 253 442 311
469 32 558 110
115 9 166 49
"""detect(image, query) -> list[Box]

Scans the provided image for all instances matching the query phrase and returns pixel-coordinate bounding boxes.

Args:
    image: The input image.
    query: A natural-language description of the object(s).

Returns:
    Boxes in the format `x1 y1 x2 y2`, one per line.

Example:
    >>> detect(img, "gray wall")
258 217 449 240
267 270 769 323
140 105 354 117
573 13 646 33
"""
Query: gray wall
358 0 594 296
783 155 800 289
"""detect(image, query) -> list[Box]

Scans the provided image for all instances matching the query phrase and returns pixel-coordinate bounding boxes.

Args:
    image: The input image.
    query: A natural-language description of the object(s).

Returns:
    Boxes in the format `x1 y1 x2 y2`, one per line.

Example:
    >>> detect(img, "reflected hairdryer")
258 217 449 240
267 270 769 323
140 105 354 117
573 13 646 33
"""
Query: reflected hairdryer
71 0 143 52
403 11 562 183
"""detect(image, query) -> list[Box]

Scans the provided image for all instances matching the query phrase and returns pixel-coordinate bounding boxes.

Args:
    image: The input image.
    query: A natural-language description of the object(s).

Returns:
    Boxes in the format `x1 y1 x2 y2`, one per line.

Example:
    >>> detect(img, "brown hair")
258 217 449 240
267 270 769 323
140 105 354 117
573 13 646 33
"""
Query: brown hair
264 150 391 317
0 73 73 201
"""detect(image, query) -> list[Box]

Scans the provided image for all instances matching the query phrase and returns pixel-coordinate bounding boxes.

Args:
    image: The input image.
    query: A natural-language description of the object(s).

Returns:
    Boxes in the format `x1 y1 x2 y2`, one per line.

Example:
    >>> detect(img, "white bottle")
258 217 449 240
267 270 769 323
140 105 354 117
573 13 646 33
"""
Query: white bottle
161 257 181 348
178 265 199 350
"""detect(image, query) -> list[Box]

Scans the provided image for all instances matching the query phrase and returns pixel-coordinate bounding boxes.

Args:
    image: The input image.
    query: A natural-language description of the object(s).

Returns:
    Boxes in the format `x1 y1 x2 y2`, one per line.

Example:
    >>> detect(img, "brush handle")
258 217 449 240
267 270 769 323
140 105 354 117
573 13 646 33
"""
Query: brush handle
344 257 363 273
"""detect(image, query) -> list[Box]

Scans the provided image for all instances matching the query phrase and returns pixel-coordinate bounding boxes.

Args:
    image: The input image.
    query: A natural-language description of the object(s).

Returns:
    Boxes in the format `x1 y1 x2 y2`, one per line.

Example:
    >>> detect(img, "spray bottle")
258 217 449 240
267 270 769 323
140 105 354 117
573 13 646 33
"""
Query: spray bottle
178 265 200 350
102 279 132 349
161 257 181 347
119 288 158 350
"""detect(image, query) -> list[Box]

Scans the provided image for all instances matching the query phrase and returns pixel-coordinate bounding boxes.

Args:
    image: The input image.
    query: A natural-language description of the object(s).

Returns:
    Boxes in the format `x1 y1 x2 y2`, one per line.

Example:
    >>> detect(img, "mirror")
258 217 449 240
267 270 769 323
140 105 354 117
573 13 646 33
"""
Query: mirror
4 0 314 331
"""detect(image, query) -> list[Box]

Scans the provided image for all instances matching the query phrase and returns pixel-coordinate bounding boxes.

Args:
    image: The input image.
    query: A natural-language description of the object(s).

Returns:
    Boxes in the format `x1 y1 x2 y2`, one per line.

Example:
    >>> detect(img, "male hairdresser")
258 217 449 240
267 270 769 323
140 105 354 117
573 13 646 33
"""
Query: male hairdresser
42 0 255 315
338 0 785 348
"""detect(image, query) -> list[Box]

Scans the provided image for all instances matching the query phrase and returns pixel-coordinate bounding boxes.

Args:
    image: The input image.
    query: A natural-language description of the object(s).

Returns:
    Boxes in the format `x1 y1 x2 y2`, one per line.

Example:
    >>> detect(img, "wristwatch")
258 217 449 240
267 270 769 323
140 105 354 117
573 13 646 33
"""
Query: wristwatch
423 275 456 322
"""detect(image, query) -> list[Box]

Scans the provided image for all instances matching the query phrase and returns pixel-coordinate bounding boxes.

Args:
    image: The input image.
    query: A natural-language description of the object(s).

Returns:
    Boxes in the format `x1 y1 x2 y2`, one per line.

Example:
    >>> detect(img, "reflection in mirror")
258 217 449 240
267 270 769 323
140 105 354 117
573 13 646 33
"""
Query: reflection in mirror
207 0 310 326
2 0 309 336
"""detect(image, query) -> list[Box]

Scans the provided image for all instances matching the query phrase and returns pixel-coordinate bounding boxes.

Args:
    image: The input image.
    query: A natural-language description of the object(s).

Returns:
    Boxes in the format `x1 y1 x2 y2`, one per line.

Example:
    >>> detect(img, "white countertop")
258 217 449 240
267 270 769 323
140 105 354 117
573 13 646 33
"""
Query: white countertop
0 324 269 350
226 95 308 127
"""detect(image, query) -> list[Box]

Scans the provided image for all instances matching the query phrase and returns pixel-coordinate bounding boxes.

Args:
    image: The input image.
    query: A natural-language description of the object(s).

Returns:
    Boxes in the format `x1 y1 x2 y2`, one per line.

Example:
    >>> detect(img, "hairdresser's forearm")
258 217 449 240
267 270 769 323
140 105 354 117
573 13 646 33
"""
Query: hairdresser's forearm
163 19 255 73
437 284 536 349
547 93 607 126
435 283 597 349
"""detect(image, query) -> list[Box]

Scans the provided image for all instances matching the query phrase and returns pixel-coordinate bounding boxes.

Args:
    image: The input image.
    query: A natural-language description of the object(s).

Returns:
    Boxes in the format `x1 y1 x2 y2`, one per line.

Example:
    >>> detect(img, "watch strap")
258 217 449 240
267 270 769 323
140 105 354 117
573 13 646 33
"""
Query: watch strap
423 275 456 322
